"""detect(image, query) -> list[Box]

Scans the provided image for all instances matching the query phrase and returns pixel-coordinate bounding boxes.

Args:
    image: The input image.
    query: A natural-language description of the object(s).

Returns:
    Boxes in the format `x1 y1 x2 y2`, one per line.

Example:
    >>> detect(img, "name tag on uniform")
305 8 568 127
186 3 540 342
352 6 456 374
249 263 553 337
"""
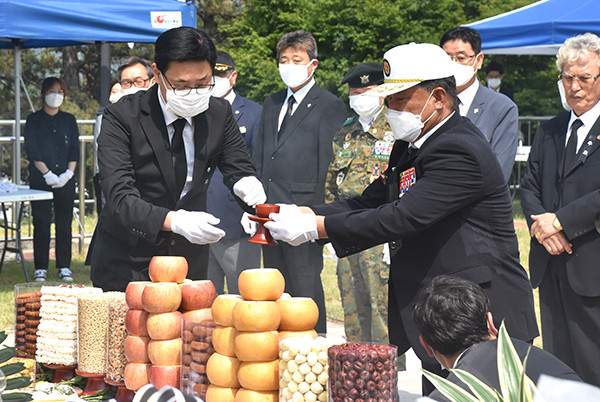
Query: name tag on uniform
399 167 416 198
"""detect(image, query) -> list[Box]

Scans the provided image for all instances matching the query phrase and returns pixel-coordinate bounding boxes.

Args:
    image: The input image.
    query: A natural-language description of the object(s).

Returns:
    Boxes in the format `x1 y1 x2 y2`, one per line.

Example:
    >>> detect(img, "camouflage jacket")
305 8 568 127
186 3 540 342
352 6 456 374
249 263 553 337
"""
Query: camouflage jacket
325 109 394 202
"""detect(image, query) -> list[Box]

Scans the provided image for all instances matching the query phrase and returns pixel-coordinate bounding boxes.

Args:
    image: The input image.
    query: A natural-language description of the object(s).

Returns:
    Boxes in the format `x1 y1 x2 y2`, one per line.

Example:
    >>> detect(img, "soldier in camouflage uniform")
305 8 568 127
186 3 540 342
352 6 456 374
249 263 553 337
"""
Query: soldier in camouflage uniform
325 63 394 346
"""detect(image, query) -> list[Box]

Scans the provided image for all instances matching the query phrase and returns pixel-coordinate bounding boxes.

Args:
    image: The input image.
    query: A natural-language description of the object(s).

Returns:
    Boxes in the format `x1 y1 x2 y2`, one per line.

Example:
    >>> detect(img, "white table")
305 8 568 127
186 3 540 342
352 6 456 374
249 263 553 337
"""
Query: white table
0 185 53 282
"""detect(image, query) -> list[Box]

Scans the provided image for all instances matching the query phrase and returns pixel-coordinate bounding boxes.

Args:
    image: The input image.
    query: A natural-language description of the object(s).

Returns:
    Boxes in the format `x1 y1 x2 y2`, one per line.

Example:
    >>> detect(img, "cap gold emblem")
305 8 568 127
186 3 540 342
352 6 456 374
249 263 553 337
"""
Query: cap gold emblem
360 74 370 84
383 59 391 76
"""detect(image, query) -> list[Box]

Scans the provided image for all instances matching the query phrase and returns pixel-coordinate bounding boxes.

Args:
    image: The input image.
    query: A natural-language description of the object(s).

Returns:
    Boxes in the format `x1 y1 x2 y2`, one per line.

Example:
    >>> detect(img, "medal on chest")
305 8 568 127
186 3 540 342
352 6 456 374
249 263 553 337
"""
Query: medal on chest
399 167 416 198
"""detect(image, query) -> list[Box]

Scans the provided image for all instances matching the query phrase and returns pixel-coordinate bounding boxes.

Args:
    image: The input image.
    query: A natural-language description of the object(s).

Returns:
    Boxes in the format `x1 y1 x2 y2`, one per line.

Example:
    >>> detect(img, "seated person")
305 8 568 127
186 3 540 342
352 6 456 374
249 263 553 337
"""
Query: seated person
412 276 582 401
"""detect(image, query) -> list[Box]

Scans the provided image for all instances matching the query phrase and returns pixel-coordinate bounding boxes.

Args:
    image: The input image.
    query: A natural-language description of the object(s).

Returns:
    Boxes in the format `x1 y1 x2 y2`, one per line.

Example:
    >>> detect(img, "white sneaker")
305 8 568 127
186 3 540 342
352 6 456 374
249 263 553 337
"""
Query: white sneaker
58 267 73 282
34 269 47 282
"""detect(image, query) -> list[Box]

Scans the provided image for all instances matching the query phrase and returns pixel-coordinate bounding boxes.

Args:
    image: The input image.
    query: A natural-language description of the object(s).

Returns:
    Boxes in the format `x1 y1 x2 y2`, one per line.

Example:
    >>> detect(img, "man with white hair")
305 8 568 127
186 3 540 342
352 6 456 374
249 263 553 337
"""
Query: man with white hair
521 32 600 386
265 42 539 394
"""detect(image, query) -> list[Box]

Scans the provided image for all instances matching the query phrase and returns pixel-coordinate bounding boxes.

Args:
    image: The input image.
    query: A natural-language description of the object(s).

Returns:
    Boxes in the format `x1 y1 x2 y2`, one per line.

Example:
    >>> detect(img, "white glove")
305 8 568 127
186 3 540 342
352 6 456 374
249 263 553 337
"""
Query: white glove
325 243 338 262
43 171 59 187
264 209 319 246
171 210 226 244
240 212 257 236
382 243 391 265
52 170 74 188
233 176 267 207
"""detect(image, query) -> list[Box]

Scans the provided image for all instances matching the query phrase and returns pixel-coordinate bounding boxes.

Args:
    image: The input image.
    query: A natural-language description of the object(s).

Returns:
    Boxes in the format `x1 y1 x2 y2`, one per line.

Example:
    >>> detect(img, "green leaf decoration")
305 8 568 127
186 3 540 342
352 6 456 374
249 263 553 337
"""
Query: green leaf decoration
453 368 502 401
0 330 7 345
0 346 18 364
1 391 34 402
497 321 529 402
0 362 26 376
421 368 481 402
518 347 537 401
6 376 32 390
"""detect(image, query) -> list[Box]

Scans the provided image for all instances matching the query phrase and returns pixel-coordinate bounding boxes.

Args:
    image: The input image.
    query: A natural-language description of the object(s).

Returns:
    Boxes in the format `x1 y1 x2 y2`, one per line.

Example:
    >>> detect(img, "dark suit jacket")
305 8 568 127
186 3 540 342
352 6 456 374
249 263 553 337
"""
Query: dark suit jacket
253 83 347 205
88 85 257 291
312 113 539 361
499 86 515 101
467 82 519 182
206 92 262 239
520 112 600 296
429 338 581 401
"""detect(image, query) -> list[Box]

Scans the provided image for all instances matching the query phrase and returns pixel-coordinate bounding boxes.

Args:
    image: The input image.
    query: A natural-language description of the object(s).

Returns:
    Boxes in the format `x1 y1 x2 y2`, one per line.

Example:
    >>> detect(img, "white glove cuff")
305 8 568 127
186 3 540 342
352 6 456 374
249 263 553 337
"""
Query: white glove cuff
64 170 74 179
43 171 53 178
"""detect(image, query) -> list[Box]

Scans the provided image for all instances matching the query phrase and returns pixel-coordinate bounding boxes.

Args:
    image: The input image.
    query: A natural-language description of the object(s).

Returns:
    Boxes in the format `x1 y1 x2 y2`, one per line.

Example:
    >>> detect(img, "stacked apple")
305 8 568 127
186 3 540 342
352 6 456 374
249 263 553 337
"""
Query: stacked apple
123 256 216 392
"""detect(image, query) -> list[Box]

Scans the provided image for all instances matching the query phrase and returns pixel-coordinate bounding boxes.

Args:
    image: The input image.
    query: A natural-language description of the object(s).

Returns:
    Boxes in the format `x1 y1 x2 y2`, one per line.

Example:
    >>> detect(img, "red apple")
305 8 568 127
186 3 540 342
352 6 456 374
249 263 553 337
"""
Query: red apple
124 362 151 391
181 308 212 324
179 280 216 310
146 311 182 340
125 309 149 336
148 256 188 283
141 282 182 313
125 281 152 310
124 335 150 363
147 338 182 366
148 365 180 389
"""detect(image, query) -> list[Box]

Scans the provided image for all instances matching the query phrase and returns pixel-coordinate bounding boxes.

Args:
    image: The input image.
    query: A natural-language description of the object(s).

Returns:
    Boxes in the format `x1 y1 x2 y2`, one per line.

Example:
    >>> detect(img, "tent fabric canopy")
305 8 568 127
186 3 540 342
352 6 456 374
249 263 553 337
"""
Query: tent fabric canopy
466 0 600 55
0 0 197 48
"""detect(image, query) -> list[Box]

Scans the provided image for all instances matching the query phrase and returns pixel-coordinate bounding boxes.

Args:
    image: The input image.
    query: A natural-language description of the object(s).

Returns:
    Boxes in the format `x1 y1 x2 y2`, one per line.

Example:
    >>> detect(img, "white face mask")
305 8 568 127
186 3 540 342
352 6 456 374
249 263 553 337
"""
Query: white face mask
279 60 315 88
487 77 502 89
212 75 232 98
349 94 383 121
453 56 478 87
557 79 572 111
121 86 148 97
45 93 64 108
109 92 123 104
160 74 211 118
385 90 436 142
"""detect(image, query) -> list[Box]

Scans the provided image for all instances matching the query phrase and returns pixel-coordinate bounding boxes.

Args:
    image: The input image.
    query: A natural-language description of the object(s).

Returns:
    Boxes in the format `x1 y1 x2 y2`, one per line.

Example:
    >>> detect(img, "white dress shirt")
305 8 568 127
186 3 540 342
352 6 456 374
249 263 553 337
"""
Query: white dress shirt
567 100 600 152
457 79 480 117
278 78 316 130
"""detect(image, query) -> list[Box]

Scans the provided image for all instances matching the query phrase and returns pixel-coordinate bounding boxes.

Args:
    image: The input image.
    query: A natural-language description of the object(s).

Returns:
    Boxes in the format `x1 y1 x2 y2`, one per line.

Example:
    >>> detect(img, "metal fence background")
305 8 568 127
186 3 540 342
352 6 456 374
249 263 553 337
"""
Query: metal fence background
0 116 554 254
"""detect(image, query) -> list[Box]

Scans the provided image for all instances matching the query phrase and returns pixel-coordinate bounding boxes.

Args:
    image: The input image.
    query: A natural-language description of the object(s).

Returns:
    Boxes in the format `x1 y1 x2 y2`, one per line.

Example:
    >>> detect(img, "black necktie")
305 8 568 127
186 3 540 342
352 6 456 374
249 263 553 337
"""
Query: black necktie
278 95 296 138
171 118 187 195
563 119 583 176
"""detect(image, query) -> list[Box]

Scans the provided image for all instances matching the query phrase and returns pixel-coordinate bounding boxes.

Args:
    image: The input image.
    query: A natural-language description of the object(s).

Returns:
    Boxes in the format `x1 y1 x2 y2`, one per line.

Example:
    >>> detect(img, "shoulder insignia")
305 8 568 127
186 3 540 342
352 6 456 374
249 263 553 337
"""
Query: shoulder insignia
342 116 356 126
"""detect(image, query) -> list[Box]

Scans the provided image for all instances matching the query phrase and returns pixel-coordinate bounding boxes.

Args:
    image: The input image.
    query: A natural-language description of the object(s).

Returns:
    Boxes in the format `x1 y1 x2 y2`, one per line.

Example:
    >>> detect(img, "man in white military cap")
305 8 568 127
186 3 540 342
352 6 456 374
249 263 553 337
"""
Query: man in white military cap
265 43 539 396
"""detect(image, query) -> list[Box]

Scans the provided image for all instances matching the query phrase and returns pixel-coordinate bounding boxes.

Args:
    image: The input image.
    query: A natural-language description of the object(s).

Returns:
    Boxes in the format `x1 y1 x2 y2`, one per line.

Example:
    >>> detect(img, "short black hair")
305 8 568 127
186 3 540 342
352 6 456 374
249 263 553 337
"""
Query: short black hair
412 276 491 356
440 27 482 54
154 27 217 73
485 61 504 75
41 77 67 99
118 57 153 80
419 76 459 112
276 30 318 61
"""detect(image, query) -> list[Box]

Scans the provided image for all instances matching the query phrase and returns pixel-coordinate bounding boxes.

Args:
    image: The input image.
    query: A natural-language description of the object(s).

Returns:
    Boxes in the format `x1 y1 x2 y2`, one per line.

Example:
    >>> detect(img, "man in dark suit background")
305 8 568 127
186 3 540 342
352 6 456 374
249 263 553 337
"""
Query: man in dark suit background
485 61 515 101
253 30 346 333
441 27 519 183
413 276 581 401
265 42 538 394
88 27 265 291
520 32 600 386
206 51 262 294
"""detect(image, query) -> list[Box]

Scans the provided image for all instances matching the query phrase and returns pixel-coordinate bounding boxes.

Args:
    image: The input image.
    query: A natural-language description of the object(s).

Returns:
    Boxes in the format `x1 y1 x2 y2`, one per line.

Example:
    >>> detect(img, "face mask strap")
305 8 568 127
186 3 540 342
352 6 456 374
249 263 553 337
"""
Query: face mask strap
419 90 438 125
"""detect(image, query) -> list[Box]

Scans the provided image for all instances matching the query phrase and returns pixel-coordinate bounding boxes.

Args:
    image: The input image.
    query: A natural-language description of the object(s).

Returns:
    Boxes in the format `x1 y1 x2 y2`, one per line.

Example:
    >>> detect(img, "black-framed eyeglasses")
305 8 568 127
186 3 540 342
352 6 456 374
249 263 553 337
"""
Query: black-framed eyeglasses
448 53 477 64
120 77 151 89
559 72 600 86
160 72 215 96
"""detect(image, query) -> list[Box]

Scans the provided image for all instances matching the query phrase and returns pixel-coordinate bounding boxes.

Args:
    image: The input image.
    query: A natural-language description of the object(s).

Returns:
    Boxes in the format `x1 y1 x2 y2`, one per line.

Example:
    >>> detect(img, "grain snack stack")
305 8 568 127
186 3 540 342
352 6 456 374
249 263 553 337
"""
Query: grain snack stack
36 285 102 366
106 292 128 382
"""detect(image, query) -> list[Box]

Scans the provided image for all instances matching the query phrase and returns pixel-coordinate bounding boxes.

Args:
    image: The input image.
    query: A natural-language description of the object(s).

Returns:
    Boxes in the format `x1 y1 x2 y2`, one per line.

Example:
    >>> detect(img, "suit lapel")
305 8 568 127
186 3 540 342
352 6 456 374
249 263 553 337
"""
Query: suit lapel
231 93 244 124
466 83 485 125
276 85 320 150
565 114 600 177
140 86 179 199
270 91 286 146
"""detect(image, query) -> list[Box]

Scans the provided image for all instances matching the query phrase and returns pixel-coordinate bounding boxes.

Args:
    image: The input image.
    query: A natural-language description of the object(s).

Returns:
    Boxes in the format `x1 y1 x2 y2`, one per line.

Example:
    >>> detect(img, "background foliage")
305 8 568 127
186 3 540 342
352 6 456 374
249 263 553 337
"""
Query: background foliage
0 0 563 141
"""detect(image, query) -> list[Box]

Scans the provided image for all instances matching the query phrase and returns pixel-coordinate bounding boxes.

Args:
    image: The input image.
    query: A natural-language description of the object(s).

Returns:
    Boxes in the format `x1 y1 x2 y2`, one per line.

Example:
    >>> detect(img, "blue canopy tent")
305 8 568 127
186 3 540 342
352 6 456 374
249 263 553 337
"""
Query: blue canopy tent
466 0 600 55
0 0 196 183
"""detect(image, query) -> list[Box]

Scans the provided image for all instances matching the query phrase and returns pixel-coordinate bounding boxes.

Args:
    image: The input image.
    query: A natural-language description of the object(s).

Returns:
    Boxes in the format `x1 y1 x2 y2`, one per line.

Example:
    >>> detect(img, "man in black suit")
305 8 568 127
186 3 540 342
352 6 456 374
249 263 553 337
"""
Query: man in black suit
520 32 600 386
88 27 265 291
253 30 346 333
207 50 262 294
265 42 538 393
413 276 581 401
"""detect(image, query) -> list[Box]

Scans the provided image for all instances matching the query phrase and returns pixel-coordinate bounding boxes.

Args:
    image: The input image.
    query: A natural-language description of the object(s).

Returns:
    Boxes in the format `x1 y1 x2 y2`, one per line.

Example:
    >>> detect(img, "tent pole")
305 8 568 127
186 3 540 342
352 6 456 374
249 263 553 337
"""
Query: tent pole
100 42 111 108
13 40 21 185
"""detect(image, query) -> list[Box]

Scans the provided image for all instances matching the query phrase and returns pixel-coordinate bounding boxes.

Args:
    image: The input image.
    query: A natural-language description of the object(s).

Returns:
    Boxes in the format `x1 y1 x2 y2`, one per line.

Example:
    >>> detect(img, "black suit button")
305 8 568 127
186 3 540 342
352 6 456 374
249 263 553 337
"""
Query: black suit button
170 240 176 246
268 178 272 182
271 156 275 160
390 241 397 249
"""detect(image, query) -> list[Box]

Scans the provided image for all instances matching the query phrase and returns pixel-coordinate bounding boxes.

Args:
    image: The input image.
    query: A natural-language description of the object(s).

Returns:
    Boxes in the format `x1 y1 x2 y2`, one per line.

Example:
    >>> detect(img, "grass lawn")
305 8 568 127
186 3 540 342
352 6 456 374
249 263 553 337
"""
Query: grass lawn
0 200 541 347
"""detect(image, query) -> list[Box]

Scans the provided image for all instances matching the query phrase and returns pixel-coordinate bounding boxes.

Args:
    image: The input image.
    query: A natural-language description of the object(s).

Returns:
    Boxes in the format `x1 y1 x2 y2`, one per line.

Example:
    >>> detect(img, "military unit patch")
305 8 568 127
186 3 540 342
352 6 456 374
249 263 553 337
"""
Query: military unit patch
336 171 345 186
399 167 416 198
337 149 352 158
370 162 388 184
373 140 393 160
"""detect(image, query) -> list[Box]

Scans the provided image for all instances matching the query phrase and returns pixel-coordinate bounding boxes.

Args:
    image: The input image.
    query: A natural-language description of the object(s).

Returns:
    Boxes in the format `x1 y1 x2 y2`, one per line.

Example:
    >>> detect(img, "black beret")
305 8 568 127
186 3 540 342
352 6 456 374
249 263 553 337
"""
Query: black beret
341 62 384 88
215 50 235 72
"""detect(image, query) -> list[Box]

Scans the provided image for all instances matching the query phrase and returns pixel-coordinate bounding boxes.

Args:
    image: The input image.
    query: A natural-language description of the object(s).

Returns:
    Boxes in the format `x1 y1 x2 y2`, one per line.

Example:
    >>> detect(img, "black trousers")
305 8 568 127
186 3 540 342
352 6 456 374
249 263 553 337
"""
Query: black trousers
262 241 326 333
30 181 75 270
540 256 600 386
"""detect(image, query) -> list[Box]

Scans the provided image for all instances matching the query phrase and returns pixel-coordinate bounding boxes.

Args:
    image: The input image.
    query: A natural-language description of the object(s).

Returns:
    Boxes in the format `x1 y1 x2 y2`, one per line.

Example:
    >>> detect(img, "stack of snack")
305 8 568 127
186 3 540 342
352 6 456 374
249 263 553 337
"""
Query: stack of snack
14 289 42 355
106 292 129 382
123 256 216 392
36 285 102 366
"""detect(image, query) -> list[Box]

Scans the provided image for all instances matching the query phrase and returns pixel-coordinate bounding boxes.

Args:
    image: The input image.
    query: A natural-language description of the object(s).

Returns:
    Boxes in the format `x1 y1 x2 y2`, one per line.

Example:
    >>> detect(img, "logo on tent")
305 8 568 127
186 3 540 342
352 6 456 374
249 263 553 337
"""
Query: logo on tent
151 11 183 29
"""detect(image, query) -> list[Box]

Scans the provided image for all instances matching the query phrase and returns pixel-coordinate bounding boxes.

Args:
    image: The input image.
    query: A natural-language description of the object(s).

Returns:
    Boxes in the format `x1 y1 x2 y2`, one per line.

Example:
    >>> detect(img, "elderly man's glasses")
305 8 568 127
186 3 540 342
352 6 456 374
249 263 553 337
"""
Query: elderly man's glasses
161 72 215 96
120 77 151 89
559 72 600 86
